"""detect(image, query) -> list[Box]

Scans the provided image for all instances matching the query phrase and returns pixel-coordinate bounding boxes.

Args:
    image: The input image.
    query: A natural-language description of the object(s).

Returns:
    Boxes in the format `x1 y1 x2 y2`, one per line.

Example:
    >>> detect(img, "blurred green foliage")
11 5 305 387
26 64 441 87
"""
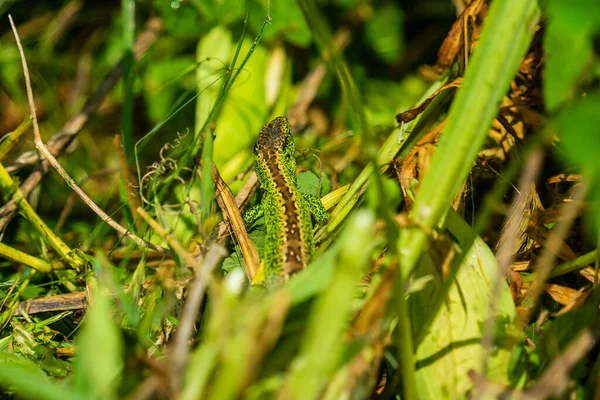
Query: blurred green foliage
1 0 600 399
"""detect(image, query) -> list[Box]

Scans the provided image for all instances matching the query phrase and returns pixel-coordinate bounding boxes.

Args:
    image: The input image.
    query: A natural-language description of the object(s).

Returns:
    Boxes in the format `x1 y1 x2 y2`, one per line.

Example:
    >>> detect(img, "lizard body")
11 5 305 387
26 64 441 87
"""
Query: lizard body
245 116 328 283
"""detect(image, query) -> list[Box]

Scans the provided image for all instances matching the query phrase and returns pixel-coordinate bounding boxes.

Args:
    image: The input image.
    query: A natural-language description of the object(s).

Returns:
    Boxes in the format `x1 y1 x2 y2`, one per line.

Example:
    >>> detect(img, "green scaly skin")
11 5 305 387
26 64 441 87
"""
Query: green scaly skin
244 116 328 284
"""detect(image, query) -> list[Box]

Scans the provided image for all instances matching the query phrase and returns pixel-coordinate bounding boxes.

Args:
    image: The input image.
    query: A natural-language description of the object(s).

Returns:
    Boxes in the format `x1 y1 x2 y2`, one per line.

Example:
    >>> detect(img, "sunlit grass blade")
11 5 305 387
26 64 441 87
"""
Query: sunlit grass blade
399 0 541 278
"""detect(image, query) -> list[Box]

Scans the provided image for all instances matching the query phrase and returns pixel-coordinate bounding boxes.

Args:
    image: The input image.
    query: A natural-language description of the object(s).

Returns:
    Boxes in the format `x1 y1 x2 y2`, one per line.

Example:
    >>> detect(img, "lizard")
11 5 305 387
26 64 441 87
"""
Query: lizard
243 116 329 284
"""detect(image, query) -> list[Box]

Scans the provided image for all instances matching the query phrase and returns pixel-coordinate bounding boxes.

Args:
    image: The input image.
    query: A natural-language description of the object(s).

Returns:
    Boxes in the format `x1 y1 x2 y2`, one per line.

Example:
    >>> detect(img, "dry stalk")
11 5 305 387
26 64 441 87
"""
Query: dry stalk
0 17 163 231
211 163 260 280
9 15 168 254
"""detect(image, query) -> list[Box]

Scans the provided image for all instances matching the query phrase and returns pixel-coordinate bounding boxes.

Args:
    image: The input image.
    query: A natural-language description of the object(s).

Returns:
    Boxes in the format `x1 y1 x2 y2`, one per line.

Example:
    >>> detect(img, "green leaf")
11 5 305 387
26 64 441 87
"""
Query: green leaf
364 3 405 64
297 171 331 197
543 0 600 111
411 210 518 399
72 277 124 399
249 0 312 47
212 38 269 181
223 229 266 274
196 26 233 136
0 352 82 400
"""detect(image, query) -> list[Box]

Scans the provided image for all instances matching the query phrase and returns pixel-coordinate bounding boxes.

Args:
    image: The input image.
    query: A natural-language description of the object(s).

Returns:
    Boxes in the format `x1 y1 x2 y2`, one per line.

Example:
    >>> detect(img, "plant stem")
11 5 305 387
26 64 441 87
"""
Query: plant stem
0 242 65 272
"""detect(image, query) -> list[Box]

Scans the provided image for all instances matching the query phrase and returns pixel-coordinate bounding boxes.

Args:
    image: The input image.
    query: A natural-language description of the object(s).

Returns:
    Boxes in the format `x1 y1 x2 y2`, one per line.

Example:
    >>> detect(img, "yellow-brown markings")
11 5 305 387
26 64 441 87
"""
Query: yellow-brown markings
265 152 307 276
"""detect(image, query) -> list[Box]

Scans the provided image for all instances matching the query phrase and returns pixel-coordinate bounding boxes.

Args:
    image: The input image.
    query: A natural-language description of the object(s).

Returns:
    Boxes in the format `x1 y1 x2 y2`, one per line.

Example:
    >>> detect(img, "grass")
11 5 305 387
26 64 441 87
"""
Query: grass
0 0 599 399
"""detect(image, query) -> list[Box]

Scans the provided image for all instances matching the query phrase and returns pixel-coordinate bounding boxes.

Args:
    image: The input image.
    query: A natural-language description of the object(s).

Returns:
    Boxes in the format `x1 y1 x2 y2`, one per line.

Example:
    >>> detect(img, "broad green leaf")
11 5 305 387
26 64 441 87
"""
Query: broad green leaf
249 0 312 47
411 209 518 399
72 277 124 399
543 0 600 111
297 171 331 197
0 352 82 400
213 38 269 180
364 3 405 64
196 26 233 134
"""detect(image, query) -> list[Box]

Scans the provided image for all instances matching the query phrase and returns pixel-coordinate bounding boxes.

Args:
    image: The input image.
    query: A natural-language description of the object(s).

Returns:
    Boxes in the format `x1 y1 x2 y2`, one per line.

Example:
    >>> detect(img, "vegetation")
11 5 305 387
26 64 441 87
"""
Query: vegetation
0 0 599 398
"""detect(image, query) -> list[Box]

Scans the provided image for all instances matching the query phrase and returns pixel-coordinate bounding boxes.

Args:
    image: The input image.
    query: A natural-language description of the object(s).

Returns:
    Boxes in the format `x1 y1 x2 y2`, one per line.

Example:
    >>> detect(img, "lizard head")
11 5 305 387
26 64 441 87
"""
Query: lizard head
254 116 293 157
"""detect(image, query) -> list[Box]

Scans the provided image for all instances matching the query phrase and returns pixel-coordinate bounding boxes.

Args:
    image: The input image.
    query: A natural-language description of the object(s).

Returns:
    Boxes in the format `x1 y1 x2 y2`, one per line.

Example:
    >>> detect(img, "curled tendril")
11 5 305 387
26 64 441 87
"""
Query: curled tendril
138 129 195 214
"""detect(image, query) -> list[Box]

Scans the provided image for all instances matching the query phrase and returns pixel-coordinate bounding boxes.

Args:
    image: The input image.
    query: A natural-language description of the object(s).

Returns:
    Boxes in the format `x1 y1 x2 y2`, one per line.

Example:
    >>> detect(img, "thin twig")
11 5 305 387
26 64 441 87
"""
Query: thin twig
0 17 163 231
9 15 168 254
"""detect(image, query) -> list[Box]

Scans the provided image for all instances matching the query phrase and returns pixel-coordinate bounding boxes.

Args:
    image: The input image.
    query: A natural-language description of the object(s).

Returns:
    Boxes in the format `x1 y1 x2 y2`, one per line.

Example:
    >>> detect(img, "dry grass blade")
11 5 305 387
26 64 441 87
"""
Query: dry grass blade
211 163 260 280
395 78 462 123
521 181 588 306
14 292 87 315
495 149 544 278
437 0 485 68
216 171 258 244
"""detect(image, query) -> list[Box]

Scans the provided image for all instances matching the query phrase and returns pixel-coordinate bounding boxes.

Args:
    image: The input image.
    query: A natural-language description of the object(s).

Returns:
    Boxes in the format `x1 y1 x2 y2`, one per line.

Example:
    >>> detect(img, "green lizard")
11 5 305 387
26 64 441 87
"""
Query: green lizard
244 116 328 284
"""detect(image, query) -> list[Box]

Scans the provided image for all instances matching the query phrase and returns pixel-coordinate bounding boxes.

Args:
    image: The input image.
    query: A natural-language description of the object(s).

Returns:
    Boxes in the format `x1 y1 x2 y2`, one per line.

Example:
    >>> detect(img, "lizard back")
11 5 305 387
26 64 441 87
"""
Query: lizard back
254 117 312 280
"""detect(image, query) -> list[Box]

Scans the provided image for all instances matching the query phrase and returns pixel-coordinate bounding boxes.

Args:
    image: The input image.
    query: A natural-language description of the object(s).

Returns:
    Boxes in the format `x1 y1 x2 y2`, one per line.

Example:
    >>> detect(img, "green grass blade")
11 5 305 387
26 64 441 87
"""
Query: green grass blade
314 79 450 245
121 0 135 163
0 118 31 162
283 210 376 399
399 0 541 279
72 276 124 399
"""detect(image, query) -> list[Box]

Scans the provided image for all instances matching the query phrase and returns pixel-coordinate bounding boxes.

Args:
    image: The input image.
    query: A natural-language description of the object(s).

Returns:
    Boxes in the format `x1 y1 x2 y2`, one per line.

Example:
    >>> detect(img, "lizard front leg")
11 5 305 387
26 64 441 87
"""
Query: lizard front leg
301 193 328 225
243 203 264 227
